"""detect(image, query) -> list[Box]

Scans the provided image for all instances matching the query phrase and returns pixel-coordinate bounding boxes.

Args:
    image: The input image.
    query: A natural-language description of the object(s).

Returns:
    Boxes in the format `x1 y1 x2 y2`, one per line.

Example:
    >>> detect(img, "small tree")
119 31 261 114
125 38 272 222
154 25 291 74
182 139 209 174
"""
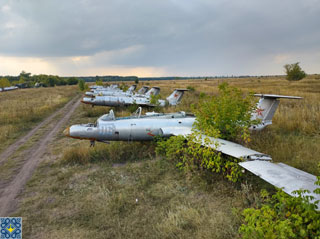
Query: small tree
78 79 85 91
284 62 306 81
0 78 11 89
96 79 103 86
193 83 257 142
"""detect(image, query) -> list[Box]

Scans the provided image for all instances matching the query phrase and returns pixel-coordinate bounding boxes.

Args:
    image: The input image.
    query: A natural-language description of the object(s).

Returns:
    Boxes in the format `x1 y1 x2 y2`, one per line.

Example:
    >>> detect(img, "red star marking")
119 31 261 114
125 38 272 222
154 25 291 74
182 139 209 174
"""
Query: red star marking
147 132 155 137
256 107 264 116
174 93 179 98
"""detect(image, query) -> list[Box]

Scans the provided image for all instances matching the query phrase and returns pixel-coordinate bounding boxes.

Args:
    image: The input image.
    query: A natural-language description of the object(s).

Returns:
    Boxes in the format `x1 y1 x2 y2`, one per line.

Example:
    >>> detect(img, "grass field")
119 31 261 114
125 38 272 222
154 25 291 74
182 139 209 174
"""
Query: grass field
6 75 320 238
0 86 78 153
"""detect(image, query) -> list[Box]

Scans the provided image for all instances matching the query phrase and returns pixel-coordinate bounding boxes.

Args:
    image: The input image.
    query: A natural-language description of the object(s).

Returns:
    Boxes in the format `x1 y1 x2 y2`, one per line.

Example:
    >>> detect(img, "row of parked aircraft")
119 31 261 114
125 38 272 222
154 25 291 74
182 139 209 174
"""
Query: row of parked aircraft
81 84 188 107
65 83 320 206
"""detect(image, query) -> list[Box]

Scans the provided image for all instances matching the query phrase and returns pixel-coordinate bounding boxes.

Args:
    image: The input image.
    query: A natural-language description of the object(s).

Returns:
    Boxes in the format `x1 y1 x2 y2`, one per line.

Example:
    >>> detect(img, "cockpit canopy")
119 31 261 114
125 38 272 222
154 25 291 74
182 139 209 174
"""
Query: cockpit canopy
98 110 115 121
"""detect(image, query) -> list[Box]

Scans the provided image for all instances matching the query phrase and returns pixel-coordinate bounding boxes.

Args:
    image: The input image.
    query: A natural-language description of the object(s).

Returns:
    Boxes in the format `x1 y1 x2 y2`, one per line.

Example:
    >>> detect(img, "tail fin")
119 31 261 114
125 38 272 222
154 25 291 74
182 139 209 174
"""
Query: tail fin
127 84 137 93
251 94 302 130
137 86 149 94
166 89 188 106
145 87 160 97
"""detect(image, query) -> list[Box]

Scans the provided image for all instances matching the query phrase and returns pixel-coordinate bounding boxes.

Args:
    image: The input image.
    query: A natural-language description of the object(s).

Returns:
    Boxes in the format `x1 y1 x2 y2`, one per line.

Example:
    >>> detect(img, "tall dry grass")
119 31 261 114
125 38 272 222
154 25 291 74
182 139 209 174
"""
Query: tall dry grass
0 86 78 153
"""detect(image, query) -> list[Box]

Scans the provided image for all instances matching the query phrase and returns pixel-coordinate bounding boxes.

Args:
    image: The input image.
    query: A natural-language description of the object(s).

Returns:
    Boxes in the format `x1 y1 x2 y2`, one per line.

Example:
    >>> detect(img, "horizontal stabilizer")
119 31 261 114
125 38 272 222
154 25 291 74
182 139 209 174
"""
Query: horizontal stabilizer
239 161 320 204
254 94 302 99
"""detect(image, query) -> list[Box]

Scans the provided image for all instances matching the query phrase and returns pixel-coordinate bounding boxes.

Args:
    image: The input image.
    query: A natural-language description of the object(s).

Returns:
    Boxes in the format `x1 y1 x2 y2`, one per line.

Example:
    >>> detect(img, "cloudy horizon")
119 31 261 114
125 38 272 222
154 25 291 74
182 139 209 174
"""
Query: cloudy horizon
1 0 319 77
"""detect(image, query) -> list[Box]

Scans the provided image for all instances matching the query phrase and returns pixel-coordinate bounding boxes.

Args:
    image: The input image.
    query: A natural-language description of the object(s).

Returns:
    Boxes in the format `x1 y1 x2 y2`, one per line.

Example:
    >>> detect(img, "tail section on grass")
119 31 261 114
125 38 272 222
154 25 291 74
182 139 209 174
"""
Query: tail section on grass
251 94 302 130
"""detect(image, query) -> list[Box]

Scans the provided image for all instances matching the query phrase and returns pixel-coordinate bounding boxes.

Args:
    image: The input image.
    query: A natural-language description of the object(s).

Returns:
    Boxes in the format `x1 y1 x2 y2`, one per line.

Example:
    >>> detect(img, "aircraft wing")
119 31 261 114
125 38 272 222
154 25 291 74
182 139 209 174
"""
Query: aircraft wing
161 126 319 204
160 127 271 161
239 161 320 203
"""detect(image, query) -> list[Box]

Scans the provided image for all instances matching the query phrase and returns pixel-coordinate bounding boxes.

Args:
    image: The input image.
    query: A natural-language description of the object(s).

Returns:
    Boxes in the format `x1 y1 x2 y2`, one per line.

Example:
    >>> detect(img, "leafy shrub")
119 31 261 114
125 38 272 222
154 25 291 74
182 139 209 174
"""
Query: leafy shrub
239 187 320 239
187 86 195 92
284 62 307 81
156 133 243 182
199 92 206 98
78 79 86 91
193 83 256 142
119 83 128 92
150 94 161 105
0 78 11 89
156 83 256 182
96 79 103 86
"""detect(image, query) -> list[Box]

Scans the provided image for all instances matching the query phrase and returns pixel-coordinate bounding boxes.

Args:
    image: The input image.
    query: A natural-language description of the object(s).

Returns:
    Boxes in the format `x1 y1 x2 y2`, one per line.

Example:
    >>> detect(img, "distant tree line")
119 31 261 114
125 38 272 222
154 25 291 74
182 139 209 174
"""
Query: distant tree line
80 75 139 82
0 71 79 88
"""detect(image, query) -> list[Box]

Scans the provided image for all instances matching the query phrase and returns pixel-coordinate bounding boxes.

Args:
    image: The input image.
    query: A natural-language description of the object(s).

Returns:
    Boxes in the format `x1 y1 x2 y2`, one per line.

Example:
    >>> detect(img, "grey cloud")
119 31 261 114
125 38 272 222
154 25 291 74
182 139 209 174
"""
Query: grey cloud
0 0 319 75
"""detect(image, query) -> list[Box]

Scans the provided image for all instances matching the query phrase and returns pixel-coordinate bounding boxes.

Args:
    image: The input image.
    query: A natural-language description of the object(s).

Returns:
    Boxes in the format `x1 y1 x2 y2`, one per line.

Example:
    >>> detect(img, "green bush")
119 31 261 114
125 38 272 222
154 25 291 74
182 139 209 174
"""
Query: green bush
239 187 320 239
284 62 307 81
150 94 161 105
0 78 11 89
156 133 243 182
78 79 86 91
193 83 256 142
119 83 128 92
187 86 195 92
96 79 103 86
156 83 256 182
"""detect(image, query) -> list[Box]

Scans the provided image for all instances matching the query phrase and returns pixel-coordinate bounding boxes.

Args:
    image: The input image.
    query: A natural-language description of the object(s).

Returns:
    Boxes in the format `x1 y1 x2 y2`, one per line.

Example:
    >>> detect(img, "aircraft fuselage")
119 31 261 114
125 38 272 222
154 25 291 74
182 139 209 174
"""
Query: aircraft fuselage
65 113 195 141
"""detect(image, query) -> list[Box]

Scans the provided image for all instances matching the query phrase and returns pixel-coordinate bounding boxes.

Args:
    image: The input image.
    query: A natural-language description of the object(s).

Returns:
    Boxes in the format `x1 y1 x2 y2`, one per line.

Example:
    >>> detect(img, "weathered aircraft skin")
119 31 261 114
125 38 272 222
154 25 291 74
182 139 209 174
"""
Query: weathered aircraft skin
81 89 188 107
65 94 320 205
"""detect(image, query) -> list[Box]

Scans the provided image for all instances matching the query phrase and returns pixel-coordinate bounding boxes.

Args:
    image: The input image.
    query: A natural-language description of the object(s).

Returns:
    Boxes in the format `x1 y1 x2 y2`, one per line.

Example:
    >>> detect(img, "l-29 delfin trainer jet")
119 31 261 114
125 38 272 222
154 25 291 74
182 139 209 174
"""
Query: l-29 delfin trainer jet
65 94 320 205
85 84 138 97
81 88 188 107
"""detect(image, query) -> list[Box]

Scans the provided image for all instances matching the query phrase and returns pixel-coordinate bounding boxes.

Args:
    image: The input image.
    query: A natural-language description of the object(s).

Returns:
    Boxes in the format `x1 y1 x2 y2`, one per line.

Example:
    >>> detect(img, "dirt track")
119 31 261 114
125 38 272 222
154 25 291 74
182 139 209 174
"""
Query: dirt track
0 96 81 216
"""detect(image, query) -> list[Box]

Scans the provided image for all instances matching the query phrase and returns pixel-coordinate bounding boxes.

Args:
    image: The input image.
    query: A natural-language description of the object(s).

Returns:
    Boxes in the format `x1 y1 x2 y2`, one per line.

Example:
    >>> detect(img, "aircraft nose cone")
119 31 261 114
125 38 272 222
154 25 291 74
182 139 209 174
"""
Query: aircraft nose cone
63 127 70 137
81 98 92 104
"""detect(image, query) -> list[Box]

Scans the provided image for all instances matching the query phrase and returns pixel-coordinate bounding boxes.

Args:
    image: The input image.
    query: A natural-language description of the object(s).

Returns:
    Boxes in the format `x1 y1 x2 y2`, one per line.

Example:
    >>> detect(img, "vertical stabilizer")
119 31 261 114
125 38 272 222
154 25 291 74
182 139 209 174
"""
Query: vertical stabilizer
251 94 302 130
137 86 150 94
166 89 188 106
145 87 160 97
127 85 137 93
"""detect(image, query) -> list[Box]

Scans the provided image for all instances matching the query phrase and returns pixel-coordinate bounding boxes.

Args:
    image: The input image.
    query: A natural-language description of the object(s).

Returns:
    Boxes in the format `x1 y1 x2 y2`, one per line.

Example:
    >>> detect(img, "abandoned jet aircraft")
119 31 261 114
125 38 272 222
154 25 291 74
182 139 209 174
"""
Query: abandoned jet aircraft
89 84 118 90
65 94 320 204
81 88 187 107
85 85 137 97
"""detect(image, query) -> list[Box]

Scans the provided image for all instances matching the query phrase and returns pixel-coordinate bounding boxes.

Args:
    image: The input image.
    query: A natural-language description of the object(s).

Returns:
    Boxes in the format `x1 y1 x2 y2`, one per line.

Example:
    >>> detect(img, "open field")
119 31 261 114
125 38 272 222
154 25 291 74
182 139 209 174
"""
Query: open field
2 76 320 238
0 86 79 154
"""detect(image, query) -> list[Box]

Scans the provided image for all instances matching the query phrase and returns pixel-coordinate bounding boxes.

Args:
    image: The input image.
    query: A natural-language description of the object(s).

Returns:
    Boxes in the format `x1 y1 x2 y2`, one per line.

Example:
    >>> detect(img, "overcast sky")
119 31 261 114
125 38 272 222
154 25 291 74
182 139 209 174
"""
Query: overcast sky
0 0 319 77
